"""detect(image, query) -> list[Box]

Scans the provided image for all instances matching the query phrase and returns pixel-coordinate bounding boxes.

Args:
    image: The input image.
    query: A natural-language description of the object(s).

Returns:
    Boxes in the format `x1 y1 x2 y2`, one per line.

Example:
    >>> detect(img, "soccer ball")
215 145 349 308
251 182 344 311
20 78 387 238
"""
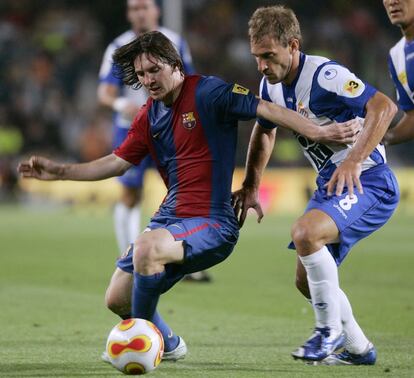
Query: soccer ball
106 318 164 375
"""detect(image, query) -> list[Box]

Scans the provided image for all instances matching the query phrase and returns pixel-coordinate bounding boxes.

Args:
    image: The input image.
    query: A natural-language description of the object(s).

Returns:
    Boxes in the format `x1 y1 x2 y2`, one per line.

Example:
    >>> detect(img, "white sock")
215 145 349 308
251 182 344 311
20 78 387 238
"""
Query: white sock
299 246 342 335
339 289 370 354
128 204 141 245
114 202 130 254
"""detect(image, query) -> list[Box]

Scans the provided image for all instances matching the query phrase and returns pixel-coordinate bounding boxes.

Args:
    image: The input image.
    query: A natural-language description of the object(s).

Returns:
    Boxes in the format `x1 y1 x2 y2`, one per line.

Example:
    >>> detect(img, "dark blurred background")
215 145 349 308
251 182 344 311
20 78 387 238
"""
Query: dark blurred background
0 0 411 201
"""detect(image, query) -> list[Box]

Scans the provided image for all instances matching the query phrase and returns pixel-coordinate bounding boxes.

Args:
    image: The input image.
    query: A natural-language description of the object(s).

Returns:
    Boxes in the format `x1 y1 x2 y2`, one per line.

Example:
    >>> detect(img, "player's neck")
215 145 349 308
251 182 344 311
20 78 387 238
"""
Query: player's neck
402 23 414 41
162 75 185 107
282 50 300 86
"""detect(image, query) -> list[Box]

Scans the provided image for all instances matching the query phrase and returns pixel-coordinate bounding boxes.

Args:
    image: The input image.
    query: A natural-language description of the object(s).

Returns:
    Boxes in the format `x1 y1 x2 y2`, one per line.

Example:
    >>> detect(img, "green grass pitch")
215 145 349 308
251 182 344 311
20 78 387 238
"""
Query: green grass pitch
0 205 413 377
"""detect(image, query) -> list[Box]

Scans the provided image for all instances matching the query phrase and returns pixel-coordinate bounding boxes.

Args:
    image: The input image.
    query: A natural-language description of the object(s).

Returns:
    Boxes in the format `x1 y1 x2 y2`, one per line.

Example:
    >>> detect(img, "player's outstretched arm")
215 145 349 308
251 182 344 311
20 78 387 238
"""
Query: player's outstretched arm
18 154 132 181
384 109 414 145
256 99 360 144
232 123 274 227
326 91 398 197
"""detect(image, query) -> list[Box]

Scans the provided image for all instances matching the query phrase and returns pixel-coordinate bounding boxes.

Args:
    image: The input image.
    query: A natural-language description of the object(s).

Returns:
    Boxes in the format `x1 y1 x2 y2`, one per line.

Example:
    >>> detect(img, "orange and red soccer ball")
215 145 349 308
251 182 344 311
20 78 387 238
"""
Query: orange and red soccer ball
106 318 164 375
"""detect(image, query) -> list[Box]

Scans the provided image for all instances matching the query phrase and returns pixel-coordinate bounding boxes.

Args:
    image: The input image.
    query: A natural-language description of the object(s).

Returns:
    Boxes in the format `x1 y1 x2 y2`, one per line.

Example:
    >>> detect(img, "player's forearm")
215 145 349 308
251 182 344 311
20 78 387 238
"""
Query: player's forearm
257 100 322 141
60 154 130 181
242 124 275 190
97 83 119 108
387 111 414 145
347 92 397 163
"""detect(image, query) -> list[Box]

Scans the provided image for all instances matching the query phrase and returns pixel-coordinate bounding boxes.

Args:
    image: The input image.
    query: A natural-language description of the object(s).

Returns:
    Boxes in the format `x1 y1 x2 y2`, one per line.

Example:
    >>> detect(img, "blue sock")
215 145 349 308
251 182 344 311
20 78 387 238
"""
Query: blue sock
152 311 180 352
131 271 165 319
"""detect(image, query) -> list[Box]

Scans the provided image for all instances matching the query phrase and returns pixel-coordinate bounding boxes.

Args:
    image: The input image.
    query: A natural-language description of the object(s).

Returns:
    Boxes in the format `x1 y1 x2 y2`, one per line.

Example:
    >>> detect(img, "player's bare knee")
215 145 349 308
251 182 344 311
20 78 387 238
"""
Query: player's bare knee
133 235 162 272
291 219 321 253
105 287 124 315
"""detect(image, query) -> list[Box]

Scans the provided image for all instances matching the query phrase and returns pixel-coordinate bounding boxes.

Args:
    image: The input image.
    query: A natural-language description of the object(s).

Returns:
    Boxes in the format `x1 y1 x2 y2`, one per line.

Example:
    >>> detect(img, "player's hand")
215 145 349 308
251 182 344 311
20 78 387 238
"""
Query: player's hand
317 119 362 145
231 186 263 227
17 156 63 180
325 159 363 197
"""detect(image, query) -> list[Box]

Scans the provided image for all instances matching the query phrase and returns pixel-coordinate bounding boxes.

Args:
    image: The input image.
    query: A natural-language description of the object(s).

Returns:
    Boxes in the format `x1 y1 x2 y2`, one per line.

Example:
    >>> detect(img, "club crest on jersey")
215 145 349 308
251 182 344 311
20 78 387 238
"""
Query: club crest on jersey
182 112 197 130
398 71 407 85
232 84 249 95
298 101 309 118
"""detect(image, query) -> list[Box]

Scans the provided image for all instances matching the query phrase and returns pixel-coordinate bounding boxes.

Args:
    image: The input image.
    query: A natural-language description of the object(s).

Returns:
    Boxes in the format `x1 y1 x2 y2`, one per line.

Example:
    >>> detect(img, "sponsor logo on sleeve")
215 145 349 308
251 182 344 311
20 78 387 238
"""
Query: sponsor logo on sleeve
343 79 362 96
232 84 249 95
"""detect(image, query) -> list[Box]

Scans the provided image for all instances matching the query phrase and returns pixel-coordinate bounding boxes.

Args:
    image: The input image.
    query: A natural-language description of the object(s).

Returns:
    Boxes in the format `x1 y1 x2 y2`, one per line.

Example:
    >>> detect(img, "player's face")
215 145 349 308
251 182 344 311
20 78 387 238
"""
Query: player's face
383 0 414 27
250 36 293 84
134 53 180 103
127 0 159 33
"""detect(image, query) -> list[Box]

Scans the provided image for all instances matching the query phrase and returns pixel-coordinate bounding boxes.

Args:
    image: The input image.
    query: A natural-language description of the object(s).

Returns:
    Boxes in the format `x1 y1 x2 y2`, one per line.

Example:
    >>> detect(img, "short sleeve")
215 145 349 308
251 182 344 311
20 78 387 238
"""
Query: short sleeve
179 38 195 74
113 105 149 165
199 76 259 122
257 78 278 129
99 43 124 87
315 63 377 116
387 54 414 111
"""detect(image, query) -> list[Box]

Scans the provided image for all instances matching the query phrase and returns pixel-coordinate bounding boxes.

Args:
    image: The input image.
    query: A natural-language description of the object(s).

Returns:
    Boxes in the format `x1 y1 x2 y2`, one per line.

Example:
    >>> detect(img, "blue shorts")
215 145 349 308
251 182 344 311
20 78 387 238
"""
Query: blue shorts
113 125 153 188
117 215 239 292
289 164 399 265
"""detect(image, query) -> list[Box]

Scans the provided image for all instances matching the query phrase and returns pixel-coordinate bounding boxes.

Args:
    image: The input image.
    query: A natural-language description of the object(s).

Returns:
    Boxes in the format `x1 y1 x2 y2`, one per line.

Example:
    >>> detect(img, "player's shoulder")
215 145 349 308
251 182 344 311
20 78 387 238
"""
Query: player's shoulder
304 54 331 71
198 74 225 85
131 100 152 127
158 26 183 45
197 75 251 94
311 56 365 96
389 36 406 57
259 77 283 103
111 30 136 49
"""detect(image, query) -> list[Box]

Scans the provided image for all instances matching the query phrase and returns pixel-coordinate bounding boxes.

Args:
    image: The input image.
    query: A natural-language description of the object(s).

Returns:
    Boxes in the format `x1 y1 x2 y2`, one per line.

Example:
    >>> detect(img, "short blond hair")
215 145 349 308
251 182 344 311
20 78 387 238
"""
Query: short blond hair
248 5 302 47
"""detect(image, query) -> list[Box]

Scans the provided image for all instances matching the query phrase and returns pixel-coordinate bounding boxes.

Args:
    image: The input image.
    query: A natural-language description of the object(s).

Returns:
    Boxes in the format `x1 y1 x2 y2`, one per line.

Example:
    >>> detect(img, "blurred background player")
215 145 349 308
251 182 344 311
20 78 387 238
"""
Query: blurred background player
233 5 399 365
384 0 414 144
98 0 210 282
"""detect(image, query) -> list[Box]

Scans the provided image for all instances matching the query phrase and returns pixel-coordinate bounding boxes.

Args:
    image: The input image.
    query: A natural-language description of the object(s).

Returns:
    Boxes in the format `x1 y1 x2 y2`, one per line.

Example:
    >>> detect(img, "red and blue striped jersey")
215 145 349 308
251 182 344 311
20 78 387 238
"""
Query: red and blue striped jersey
114 75 259 219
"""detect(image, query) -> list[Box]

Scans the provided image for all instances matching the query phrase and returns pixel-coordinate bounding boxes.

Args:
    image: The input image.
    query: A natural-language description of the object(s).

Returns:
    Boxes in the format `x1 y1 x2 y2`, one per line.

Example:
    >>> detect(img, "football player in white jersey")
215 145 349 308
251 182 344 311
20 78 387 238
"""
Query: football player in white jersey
233 5 399 365
384 0 414 144
97 0 197 260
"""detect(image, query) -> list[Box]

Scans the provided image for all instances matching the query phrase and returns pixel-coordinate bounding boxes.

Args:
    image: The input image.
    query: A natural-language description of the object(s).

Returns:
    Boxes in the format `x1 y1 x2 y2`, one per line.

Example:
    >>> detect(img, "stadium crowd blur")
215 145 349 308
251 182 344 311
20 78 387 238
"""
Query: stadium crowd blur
0 0 411 200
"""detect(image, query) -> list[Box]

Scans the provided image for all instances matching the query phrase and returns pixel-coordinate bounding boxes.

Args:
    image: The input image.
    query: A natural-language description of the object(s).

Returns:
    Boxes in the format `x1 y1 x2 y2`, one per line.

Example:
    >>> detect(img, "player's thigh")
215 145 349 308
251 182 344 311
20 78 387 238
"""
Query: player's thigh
121 186 141 207
134 228 185 265
105 268 133 310
164 217 238 274
292 209 340 246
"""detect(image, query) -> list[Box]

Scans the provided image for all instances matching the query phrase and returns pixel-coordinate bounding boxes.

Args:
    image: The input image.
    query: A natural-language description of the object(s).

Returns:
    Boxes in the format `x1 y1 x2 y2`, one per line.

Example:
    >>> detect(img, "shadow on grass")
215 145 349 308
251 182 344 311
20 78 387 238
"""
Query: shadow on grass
161 361 302 374
0 362 115 377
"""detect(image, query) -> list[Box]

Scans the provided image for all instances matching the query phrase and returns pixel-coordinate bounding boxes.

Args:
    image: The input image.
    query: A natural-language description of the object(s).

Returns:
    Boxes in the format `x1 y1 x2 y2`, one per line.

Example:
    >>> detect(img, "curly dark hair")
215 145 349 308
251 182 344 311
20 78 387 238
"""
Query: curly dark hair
112 31 184 89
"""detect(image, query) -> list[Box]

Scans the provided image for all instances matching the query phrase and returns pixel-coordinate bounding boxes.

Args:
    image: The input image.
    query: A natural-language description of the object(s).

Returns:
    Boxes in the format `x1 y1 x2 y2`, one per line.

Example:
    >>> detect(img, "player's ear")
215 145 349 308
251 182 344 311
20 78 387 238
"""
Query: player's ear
289 39 300 54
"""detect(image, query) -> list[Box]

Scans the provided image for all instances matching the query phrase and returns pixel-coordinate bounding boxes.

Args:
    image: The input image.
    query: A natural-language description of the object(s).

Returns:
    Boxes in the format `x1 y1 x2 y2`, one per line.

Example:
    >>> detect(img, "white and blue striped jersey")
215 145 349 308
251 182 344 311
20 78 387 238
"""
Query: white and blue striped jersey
388 37 414 112
99 27 194 128
258 53 385 178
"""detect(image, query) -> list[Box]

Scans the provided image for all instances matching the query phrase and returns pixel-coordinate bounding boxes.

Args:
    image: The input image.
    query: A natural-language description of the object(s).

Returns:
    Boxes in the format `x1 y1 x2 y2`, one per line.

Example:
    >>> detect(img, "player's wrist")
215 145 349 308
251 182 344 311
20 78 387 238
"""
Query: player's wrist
112 97 129 113
242 179 259 191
